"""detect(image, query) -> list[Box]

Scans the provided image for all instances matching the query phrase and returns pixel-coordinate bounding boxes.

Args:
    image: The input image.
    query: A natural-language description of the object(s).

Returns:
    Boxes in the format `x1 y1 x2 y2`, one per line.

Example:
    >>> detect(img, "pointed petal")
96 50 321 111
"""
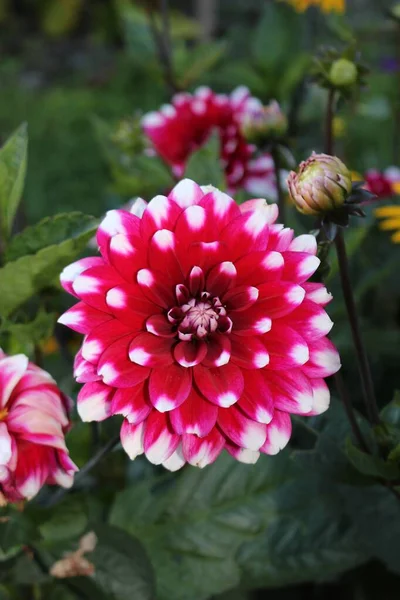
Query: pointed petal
74 350 101 383
108 233 147 282
223 285 259 312
60 257 105 296
137 268 175 308
194 363 244 407
120 420 145 460
198 190 240 230
162 444 186 471
285 299 333 341
206 261 237 297
282 251 320 283
149 364 192 412
148 229 183 284
302 338 341 378
146 314 175 337
266 369 314 415
263 324 309 370
111 384 151 423
140 195 182 240
202 334 231 367
77 381 114 422
174 340 207 367
182 429 225 467
303 283 333 306
58 302 111 334
235 251 284 286
260 410 292 455
106 284 158 328
256 281 305 318
0 355 28 407
168 179 204 208
225 442 260 464
308 378 330 415
169 388 218 436
72 265 123 313
217 406 267 450
98 336 150 387
230 334 269 369
143 411 180 464
81 320 134 364
97 209 141 260
129 333 174 367
288 234 317 255
238 370 274 424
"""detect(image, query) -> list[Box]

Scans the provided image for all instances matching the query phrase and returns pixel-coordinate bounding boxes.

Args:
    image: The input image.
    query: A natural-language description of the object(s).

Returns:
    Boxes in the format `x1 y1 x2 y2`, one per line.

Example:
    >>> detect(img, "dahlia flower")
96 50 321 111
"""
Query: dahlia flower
142 86 277 198
375 205 400 243
288 153 352 216
281 0 345 13
364 167 400 199
59 179 340 470
0 350 77 502
241 100 288 143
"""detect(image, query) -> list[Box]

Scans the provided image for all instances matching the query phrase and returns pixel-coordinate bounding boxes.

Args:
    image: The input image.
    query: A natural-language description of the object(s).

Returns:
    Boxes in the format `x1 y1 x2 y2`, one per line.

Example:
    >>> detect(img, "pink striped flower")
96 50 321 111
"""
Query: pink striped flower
59 179 340 470
142 86 277 198
0 350 78 502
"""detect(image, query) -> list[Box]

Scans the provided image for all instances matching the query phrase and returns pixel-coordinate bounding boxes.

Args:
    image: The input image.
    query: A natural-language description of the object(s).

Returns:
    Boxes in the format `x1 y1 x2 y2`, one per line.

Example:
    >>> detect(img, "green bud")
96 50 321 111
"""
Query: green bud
329 58 358 88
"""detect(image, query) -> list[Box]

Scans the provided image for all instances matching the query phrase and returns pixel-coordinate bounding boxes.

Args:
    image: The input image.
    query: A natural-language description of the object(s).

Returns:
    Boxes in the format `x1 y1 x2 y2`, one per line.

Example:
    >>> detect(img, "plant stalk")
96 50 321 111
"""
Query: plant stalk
324 88 335 154
147 0 177 94
334 230 380 425
45 433 120 506
272 145 285 224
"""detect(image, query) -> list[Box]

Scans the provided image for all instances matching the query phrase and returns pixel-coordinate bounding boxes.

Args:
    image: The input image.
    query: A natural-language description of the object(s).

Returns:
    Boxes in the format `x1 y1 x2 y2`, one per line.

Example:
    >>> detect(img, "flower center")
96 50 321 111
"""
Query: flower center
0 408 8 421
168 288 233 341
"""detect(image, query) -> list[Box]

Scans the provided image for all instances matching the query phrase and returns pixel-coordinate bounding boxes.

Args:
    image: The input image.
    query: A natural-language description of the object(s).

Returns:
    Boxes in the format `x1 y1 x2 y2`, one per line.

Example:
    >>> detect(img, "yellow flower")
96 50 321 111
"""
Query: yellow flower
375 205 400 243
281 0 345 13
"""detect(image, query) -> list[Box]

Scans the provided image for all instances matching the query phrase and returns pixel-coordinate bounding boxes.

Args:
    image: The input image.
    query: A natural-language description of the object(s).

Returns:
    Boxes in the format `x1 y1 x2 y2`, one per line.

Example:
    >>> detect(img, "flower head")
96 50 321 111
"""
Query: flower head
241 100 288 143
0 350 77 502
365 167 400 198
59 179 340 470
288 153 352 216
375 205 400 243
281 0 345 13
142 86 277 198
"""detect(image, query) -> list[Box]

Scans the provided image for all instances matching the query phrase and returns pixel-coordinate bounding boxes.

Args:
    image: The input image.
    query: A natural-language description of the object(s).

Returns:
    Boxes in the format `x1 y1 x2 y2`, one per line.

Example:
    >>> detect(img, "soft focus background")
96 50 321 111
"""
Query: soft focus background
1 0 400 599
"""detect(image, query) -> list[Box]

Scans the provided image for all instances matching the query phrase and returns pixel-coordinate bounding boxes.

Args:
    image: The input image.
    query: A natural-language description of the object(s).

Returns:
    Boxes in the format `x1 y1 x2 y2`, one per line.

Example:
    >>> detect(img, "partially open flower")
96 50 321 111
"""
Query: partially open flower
288 153 352 216
0 350 77 503
59 179 340 471
241 101 288 143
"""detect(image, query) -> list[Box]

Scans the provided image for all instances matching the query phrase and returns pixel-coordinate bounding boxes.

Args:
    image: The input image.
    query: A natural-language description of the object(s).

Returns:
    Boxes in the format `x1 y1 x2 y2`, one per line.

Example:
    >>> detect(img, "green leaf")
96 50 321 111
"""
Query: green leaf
91 525 156 600
185 133 225 190
176 41 227 88
345 437 400 480
39 497 88 543
4 211 98 263
0 213 98 318
110 450 367 600
342 484 400 574
0 123 28 241
0 509 38 560
3 310 56 352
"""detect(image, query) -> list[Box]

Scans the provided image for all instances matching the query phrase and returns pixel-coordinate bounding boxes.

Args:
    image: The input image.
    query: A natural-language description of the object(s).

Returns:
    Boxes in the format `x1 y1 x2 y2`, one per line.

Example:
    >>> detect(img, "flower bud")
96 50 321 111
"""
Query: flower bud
241 100 288 142
329 58 358 88
288 153 352 216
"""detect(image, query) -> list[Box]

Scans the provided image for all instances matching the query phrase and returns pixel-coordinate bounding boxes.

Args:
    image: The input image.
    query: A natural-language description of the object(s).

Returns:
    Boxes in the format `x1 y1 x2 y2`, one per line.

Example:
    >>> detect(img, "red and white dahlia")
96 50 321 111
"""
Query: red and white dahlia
142 86 278 198
0 350 77 502
59 179 340 470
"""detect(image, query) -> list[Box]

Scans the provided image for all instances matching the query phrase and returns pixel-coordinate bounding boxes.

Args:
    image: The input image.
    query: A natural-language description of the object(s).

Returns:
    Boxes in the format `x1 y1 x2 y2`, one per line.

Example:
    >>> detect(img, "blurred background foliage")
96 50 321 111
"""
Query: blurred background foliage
1 1 400 599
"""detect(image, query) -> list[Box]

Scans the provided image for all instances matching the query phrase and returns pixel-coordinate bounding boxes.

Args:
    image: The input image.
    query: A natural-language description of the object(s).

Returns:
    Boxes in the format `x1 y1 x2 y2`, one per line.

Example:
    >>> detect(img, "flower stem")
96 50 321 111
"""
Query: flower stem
324 88 335 154
146 0 177 94
45 434 120 507
334 229 380 425
334 371 369 452
272 145 285 224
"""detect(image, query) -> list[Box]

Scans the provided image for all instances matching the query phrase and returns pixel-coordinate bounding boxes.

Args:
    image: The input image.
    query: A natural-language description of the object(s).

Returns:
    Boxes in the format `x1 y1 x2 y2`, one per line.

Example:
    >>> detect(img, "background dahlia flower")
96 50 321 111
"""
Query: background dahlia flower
364 167 400 198
142 86 278 198
59 179 340 470
0 350 77 502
